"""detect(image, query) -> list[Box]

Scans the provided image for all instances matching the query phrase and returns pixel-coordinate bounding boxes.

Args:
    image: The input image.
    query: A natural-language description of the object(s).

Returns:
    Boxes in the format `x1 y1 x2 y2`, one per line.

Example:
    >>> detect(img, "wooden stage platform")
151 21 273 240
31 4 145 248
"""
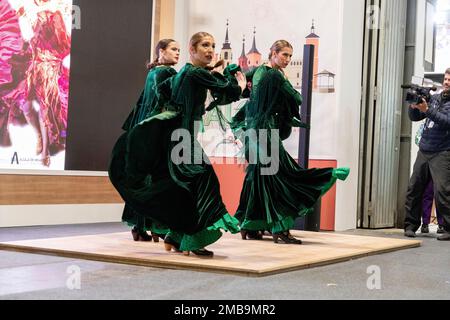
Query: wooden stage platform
0 231 421 277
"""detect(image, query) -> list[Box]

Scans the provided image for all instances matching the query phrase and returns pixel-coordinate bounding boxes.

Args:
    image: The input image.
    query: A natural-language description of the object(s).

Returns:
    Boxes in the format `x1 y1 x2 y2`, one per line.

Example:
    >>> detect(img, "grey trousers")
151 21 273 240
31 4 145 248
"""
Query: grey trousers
404 150 450 232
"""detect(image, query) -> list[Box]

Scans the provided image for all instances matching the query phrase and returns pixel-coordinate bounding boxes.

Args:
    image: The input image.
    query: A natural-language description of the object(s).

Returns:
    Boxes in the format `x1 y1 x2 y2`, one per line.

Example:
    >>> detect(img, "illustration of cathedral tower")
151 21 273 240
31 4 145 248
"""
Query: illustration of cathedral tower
246 27 261 70
305 20 320 89
220 20 233 68
238 35 249 72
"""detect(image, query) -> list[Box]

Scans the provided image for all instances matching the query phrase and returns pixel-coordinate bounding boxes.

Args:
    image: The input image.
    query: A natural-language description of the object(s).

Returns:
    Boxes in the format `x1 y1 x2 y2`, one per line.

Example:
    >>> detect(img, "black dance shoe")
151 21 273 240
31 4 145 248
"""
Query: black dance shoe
150 232 166 242
163 236 182 252
240 229 263 240
272 231 302 244
183 248 214 257
131 226 152 241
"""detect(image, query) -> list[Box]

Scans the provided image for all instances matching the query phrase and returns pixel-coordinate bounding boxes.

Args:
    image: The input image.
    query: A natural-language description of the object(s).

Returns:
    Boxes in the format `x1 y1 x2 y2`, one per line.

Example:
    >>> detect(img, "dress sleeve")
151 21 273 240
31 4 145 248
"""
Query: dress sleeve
155 67 177 85
151 67 177 114
277 78 303 140
230 102 247 133
49 11 71 58
241 69 256 98
191 67 242 102
121 90 144 131
157 78 171 101
281 80 302 119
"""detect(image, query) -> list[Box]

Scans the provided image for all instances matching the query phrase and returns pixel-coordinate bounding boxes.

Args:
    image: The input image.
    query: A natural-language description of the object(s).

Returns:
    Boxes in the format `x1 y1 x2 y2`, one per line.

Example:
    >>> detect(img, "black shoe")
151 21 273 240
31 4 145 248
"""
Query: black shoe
163 236 182 252
437 232 450 241
191 248 214 256
437 225 445 234
150 232 166 242
420 224 429 233
404 229 416 238
131 227 139 241
240 229 263 240
272 231 302 244
131 226 152 241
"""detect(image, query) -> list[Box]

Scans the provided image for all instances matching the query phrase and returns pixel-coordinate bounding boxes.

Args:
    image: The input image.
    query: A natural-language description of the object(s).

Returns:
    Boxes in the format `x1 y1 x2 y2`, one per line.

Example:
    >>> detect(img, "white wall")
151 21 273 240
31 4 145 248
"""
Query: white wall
334 0 365 231
0 204 123 227
174 0 190 68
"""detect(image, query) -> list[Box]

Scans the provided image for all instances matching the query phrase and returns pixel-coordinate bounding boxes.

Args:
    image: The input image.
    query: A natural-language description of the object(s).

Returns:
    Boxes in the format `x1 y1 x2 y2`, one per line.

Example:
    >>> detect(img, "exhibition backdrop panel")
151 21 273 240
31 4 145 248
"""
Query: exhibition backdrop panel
186 0 340 160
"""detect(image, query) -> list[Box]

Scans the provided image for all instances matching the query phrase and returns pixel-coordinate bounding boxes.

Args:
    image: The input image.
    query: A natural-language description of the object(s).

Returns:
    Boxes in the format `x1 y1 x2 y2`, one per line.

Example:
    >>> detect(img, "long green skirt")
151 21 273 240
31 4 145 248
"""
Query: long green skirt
108 111 239 251
235 135 349 233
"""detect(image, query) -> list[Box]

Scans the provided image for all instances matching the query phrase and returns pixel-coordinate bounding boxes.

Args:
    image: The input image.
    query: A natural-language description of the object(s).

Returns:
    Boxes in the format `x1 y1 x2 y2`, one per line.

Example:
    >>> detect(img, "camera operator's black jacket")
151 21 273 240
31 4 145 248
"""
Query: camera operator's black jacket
409 93 450 152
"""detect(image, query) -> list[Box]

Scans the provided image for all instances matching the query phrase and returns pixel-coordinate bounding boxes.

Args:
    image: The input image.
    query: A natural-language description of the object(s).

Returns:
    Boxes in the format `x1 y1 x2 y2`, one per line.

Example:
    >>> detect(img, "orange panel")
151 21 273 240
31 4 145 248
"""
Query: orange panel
309 160 337 231
211 158 246 215
212 157 337 231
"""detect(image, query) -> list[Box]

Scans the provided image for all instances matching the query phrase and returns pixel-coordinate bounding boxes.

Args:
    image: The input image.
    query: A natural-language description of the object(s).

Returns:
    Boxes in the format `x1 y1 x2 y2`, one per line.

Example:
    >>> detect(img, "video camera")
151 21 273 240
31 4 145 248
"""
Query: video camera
401 84 437 104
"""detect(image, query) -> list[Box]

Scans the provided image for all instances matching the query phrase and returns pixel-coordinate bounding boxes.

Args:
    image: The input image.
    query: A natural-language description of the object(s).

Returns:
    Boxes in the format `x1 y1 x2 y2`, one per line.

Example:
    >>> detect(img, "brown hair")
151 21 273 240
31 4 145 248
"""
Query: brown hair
268 40 293 60
445 68 450 75
189 32 224 70
146 38 177 70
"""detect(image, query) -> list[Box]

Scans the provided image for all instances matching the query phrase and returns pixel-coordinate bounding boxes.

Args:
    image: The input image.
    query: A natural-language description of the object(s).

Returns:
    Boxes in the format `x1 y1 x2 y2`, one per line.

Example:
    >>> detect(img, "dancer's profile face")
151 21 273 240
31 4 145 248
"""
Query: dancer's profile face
271 47 293 69
190 36 215 67
159 41 180 65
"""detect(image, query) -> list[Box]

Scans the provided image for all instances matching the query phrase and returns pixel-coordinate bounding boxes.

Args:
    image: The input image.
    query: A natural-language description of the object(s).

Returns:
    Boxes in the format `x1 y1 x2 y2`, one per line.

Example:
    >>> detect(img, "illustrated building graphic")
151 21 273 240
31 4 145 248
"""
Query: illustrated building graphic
305 20 320 89
220 20 233 68
316 69 335 93
246 27 262 70
238 35 249 72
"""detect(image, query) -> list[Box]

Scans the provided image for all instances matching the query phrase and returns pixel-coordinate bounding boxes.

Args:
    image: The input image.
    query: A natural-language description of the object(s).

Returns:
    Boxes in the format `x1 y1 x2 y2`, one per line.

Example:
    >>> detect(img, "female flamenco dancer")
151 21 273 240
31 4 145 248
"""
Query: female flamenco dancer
112 39 180 242
20 0 71 167
231 40 349 244
109 32 246 256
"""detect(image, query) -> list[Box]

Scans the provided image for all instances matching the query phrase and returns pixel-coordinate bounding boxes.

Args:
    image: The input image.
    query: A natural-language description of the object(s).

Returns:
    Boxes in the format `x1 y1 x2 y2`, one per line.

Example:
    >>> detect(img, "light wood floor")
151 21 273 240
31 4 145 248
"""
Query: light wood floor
0 231 421 277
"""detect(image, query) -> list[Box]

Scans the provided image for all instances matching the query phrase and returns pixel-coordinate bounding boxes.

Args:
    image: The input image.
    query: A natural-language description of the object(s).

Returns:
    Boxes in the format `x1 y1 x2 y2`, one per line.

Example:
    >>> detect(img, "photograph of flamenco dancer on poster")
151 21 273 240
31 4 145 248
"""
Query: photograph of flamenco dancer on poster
0 0 72 169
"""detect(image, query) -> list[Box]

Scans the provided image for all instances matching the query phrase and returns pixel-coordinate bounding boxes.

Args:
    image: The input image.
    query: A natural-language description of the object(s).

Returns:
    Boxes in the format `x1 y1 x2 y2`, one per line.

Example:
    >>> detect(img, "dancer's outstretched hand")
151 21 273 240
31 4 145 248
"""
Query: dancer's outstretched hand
235 71 246 92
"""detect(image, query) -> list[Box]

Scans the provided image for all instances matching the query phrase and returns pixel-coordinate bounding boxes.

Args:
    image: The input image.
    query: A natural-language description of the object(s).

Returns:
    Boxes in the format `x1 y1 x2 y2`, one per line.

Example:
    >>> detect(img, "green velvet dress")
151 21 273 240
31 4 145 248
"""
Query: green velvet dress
109 63 242 251
232 66 349 233
109 66 176 234
122 66 177 130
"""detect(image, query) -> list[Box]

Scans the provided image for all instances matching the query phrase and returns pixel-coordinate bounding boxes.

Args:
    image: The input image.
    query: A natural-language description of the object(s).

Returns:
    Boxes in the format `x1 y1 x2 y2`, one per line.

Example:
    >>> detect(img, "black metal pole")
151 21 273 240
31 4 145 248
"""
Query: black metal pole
298 45 313 168
297 44 321 232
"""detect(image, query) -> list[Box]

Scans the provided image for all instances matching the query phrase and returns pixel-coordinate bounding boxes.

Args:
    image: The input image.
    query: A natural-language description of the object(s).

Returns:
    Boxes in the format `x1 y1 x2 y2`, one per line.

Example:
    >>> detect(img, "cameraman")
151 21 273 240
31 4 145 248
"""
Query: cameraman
404 68 450 240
